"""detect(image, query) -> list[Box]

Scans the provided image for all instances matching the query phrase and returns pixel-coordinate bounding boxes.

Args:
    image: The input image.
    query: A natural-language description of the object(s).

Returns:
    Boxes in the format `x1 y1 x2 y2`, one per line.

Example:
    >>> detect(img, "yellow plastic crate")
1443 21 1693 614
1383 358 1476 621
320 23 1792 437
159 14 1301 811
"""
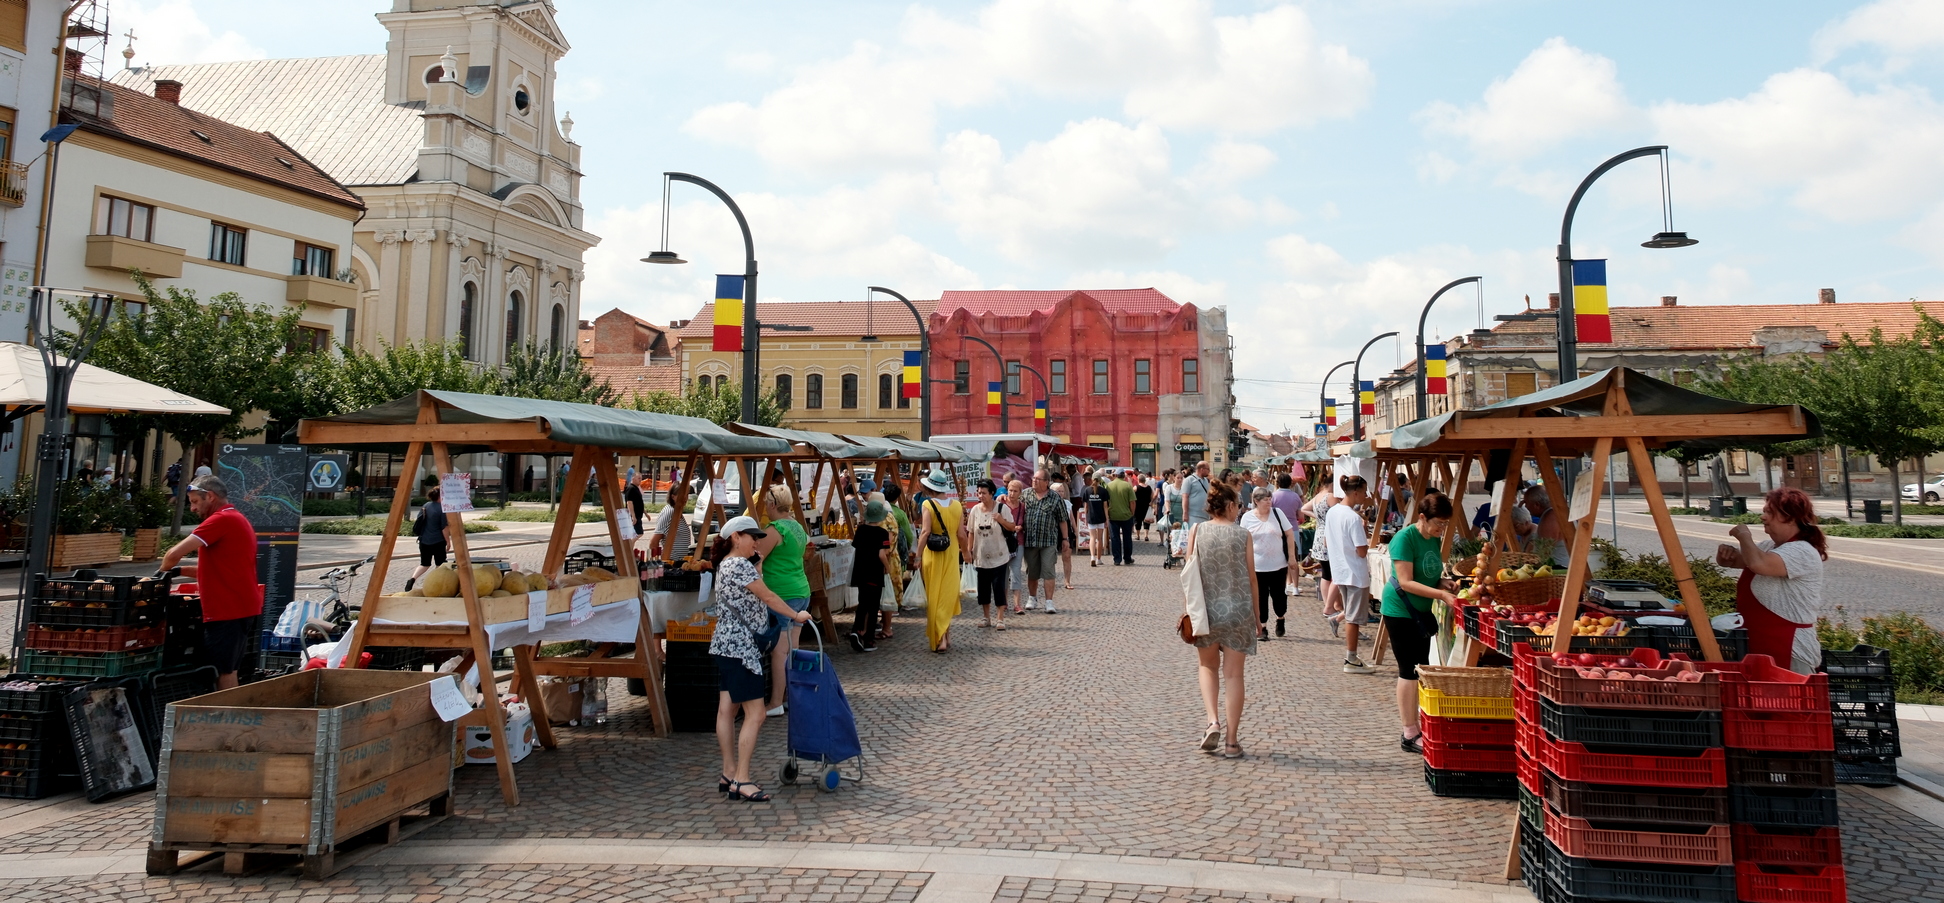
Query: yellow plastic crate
665 612 717 642
1419 686 1515 720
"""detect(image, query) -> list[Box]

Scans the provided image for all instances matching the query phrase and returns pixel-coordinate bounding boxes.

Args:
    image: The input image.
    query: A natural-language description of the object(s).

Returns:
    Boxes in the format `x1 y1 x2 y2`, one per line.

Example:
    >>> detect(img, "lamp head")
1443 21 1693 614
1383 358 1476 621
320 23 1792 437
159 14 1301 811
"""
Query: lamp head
1642 231 1698 249
640 250 687 265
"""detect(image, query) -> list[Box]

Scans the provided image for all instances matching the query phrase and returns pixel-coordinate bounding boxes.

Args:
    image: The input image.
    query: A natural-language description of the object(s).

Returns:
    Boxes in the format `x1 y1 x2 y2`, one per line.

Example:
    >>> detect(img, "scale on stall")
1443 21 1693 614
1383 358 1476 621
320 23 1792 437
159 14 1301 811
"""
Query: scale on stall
1583 578 1673 610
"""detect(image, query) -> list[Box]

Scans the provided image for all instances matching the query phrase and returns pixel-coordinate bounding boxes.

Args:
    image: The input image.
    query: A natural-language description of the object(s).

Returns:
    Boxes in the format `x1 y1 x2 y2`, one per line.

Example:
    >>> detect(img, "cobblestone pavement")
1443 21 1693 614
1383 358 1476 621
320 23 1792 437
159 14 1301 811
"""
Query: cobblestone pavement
993 876 1333 902
1839 786 1944 902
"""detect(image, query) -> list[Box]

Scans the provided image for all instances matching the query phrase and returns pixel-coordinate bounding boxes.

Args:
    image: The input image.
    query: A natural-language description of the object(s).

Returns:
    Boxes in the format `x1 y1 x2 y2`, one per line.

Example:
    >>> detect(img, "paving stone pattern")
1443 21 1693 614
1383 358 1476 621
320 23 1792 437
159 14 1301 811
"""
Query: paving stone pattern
1839 787 1944 903
0 864 928 902
994 876 1338 902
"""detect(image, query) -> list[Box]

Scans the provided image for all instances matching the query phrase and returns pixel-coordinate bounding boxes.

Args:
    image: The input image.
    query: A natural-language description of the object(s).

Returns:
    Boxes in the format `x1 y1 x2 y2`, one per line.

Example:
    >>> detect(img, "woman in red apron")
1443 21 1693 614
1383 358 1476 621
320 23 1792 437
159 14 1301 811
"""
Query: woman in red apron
1715 487 1828 673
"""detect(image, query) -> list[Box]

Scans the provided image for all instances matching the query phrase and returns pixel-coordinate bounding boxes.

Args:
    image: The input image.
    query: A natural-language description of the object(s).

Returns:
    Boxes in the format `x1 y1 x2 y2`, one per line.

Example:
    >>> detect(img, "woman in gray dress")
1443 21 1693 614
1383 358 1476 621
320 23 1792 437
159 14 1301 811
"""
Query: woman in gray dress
1188 480 1257 759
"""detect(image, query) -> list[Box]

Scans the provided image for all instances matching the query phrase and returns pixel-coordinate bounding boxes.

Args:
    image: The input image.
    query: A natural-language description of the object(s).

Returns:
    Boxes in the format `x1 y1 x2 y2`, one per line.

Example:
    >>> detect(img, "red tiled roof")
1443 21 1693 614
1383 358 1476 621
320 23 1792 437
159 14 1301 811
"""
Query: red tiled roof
1478 301 1944 350
593 363 684 397
937 288 1180 317
64 75 362 209
672 299 938 341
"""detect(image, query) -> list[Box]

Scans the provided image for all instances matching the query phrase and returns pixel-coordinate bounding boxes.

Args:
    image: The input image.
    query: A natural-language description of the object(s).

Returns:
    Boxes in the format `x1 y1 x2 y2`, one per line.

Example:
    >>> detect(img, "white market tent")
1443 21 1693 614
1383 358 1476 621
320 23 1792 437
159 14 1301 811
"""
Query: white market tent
0 342 230 418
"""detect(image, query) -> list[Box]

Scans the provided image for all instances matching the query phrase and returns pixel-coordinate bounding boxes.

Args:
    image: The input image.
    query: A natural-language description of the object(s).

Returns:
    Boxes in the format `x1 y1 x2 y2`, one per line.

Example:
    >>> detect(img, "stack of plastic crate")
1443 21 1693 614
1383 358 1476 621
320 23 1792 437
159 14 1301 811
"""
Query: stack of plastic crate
21 571 170 679
0 675 79 799
1821 645 1897 787
1512 643 1738 903
1416 665 1516 799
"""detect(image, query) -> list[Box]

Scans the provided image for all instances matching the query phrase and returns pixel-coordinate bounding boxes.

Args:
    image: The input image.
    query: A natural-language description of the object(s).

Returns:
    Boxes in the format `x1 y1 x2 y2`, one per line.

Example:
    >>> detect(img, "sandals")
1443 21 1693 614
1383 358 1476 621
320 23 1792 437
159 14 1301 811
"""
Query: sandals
995 620 1007 631
1199 721 1222 752
978 618 992 629
718 774 733 794
1222 743 1245 759
728 780 771 802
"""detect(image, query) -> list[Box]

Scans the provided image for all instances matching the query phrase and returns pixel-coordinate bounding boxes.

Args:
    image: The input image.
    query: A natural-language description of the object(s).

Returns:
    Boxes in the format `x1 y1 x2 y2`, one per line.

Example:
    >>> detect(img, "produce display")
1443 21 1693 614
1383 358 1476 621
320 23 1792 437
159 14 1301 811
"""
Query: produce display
387 562 616 599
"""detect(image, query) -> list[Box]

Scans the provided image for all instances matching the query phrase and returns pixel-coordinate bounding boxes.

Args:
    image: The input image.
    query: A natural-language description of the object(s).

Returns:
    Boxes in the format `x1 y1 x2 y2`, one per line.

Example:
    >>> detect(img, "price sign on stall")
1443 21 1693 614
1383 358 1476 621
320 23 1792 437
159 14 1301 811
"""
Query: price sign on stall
440 472 474 513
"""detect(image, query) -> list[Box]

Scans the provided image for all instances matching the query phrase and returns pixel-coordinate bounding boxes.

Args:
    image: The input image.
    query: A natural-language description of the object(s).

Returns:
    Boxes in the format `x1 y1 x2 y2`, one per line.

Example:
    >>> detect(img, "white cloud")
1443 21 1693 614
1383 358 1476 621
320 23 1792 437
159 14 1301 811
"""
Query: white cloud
1813 0 1944 64
120 1 266 66
1419 37 1635 162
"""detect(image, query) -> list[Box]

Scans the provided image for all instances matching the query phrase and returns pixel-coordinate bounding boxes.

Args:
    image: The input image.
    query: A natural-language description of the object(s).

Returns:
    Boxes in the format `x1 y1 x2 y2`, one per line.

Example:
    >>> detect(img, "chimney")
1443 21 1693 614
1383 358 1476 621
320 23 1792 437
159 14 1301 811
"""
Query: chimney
1661 295 1678 307
63 48 83 74
1818 288 1836 304
1546 292 1560 310
153 79 182 104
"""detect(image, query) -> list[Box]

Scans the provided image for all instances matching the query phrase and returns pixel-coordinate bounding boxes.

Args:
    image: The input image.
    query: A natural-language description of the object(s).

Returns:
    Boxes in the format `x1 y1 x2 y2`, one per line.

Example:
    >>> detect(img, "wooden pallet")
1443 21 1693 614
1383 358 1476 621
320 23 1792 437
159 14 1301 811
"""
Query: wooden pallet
146 792 451 878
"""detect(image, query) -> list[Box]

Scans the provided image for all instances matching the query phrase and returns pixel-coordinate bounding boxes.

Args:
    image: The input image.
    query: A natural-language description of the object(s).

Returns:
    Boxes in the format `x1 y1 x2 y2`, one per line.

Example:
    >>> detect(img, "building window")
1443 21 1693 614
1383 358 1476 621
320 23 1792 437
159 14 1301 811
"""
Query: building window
1505 371 1538 398
715 375 729 393
457 282 476 360
1092 359 1108 394
95 196 154 242
806 373 824 409
0 1 25 53
505 290 524 356
1728 450 1750 476
1050 359 1066 395
1181 358 1199 394
0 105 14 166
775 374 793 409
953 360 970 395
841 373 859 409
878 373 894 409
1134 359 1151 394
289 326 331 353
292 243 334 277
550 303 565 350
208 222 247 265
1005 360 1021 395
897 373 910 409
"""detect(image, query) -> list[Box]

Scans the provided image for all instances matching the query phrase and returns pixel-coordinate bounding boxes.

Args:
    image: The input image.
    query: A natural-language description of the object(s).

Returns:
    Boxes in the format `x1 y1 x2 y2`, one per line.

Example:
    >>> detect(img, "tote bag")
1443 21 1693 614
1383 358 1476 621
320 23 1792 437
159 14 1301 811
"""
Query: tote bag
1178 524 1209 641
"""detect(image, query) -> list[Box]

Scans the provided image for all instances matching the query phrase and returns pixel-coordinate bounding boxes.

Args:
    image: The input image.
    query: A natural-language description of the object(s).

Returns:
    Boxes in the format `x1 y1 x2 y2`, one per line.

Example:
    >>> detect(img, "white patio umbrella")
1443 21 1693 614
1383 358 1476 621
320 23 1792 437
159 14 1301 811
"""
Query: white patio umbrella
0 341 228 416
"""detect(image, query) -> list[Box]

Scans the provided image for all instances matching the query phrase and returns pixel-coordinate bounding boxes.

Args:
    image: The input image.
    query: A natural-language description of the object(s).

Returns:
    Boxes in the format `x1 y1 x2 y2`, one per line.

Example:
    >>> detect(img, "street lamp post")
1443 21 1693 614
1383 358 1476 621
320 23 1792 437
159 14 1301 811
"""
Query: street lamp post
1014 362 1049 434
644 172 760 424
960 334 1007 432
1317 360 1353 439
1352 332 1398 441
1415 276 1482 425
866 285 943 440
1554 146 1698 382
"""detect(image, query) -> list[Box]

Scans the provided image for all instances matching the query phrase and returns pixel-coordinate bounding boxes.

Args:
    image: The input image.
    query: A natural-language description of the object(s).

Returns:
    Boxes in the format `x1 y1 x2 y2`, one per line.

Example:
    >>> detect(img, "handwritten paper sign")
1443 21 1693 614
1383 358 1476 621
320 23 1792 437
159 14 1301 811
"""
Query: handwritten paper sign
440 472 474 513
1569 472 1597 522
618 514 637 541
527 589 549 633
430 675 472 722
570 585 594 626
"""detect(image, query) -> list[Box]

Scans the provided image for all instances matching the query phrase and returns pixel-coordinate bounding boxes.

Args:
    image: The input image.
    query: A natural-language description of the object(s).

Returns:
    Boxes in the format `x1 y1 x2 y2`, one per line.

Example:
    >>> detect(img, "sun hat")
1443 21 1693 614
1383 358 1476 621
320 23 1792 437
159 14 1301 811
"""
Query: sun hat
721 515 767 538
864 499 887 522
920 468 954 493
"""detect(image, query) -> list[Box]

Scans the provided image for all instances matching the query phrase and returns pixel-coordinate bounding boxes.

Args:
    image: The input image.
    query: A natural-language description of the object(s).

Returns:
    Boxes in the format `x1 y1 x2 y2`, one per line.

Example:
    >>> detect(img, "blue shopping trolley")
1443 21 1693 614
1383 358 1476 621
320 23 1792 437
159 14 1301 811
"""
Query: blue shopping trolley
777 621 865 792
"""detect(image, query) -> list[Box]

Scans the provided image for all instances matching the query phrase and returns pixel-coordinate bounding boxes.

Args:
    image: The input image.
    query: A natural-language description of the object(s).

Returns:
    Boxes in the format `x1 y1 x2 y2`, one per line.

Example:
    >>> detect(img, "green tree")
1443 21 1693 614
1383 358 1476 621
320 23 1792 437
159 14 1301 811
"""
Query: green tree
497 340 617 405
335 339 494 411
624 380 786 427
1695 354 1832 494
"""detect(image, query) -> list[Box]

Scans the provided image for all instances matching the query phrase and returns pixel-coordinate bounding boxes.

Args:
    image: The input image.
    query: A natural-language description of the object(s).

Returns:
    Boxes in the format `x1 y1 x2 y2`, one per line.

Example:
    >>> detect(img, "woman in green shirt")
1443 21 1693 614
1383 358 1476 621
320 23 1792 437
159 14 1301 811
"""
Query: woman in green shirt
1381 491 1458 754
755 484 814 714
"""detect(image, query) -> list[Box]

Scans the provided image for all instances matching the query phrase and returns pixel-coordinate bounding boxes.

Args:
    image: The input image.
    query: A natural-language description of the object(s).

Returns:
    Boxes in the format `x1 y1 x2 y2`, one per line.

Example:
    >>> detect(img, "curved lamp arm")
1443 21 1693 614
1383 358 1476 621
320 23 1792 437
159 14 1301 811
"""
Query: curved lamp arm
1352 331 1399 441
1415 276 1482 425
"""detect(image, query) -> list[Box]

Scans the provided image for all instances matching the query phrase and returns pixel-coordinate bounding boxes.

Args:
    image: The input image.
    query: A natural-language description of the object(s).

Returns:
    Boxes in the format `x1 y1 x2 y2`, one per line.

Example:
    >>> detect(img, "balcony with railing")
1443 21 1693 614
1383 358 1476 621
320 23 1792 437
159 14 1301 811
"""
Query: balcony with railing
0 161 27 207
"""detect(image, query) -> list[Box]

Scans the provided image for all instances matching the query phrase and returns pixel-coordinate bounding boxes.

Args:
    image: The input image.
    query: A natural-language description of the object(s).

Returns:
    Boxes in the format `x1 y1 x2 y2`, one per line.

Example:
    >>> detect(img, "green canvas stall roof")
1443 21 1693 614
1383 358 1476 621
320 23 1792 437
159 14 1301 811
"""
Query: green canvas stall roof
1388 367 1821 454
1291 449 1333 463
305 390 793 455
844 435 971 463
728 423 880 459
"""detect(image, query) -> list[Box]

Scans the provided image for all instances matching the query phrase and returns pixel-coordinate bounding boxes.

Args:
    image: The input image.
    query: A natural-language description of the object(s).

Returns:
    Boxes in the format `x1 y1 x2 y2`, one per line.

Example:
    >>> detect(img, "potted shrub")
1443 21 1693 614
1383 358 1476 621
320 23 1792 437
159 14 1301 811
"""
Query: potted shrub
128 485 171 561
52 481 123 569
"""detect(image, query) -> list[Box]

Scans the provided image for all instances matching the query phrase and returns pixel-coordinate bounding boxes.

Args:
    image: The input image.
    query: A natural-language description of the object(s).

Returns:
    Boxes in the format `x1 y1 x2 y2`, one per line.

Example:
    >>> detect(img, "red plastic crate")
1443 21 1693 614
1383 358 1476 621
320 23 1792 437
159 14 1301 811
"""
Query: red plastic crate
22 624 165 654
1421 737 1516 773
1515 683 1540 723
1517 746 1542 794
1725 709 1836 752
1510 641 1664 689
1516 712 1540 753
1538 735 1727 788
1532 657 1719 711
1697 655 1831 713
1732 825 1843 867
1736 864 1847 903
1542 810 1733 866
1420 714 1515 746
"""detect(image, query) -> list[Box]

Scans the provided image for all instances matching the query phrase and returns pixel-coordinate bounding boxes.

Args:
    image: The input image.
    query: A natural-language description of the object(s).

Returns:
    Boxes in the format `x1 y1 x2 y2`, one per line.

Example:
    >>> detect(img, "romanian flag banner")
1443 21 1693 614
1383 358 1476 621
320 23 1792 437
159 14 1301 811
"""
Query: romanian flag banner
1034 399 1047 427
1572 259 1611 344
1359 381 1376 416
712 274 744 352
986 381 1002 416
1425 344 1448 394
901 350 923 398
1323 398 1337 427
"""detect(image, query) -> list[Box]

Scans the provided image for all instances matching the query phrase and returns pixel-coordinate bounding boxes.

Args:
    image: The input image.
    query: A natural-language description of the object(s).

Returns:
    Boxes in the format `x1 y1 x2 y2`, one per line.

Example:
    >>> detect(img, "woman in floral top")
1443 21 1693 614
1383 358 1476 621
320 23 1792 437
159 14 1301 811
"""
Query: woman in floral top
710 515 811 802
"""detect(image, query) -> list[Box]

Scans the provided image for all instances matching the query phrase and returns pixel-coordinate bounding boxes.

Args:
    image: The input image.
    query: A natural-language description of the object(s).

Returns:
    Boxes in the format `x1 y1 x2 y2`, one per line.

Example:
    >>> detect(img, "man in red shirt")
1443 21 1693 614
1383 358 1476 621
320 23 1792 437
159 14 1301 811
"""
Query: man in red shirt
160 476 262 688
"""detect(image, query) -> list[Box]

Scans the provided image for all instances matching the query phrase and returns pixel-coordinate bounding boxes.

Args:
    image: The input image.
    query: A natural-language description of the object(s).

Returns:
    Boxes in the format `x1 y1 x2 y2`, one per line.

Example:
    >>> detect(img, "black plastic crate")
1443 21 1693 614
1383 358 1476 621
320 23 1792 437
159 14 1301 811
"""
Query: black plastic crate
1656 626 1748 662
1536 836 1738 903
1424 764 1518 799
258 651 305 677
1542 773 1730 826
1730 786 1840 828
1818 645 1890 678
29 597 163 629
1518 783 1545 835
0 674 79 715
148 666 218 735
34 569 174 604
1831 700 1897 733
1727 750 1835 789
1500 624 1658 658
1834 756 1897 788
1538 698 1723 751
656 569 704 592
0 767 76 800
1825 675 1894 705
563 553 618 574
1833 724 1900 758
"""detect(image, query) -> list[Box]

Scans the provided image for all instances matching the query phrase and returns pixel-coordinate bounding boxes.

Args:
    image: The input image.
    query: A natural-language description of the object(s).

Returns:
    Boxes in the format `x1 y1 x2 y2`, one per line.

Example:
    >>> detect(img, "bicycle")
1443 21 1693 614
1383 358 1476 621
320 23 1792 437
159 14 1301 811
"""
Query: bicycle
290 555 375 646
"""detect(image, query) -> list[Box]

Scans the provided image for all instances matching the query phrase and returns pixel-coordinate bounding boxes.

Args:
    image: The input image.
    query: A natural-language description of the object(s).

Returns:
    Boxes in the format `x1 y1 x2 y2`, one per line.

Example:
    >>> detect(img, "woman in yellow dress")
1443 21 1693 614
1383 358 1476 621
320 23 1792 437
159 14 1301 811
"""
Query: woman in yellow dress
917 469 967 653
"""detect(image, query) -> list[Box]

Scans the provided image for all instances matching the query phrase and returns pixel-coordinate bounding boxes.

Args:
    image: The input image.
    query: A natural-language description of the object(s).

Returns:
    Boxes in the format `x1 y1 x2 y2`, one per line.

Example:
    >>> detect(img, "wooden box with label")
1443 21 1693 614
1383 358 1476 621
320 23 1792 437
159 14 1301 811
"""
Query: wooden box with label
147 669 455 878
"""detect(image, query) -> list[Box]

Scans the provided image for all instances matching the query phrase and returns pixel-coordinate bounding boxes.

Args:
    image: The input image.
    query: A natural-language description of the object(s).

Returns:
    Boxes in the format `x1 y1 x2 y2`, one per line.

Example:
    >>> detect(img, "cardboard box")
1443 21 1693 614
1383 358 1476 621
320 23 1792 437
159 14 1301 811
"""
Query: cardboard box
461 702 535 765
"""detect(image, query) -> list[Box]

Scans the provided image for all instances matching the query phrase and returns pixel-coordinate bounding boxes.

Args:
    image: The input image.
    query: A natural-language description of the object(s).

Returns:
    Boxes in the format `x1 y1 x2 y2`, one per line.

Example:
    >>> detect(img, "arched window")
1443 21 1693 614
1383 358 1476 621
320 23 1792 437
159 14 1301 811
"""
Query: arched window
878 373 894 409
775 374 792 409
715 375 729 393
805 374 824 409
505 290 523 356
549 303 565 350
458 282 476 360
841 374 858 409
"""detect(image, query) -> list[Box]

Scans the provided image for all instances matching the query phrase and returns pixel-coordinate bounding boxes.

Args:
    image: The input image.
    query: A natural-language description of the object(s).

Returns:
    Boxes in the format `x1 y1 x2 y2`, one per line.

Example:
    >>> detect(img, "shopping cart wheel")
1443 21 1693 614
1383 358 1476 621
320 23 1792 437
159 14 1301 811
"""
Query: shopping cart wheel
779 760 800 785
819 766 842 792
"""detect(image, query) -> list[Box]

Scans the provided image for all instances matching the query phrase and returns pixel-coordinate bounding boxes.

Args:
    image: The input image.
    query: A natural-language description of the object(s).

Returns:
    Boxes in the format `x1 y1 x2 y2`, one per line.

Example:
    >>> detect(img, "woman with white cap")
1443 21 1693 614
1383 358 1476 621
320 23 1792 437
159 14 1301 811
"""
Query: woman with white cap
916 468 966 652
709 515 811 802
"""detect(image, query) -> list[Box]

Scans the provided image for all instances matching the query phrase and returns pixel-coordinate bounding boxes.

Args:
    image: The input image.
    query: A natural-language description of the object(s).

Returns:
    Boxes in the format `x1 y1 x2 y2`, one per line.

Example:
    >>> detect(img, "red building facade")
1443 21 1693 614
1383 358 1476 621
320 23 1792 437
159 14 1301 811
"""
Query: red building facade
928 289 1231 474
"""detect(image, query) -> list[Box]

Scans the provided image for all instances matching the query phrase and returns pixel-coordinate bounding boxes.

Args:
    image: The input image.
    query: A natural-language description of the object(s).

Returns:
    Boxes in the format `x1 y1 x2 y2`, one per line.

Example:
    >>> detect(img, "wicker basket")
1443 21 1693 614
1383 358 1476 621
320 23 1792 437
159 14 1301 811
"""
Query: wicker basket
1416 666 1514 698
1492 575 1569 607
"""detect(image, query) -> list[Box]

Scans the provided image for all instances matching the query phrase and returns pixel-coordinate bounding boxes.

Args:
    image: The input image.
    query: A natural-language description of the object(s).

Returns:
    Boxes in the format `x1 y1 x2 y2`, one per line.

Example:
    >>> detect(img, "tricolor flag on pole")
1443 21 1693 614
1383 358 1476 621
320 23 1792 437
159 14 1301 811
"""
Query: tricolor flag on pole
1034 399 1047 428
986 381 1003 416
901 350 923 398
1323 398 1337 426
1572 259 1611 344
1425 344 1448 394
1359 381 1376 416
711 274 744 352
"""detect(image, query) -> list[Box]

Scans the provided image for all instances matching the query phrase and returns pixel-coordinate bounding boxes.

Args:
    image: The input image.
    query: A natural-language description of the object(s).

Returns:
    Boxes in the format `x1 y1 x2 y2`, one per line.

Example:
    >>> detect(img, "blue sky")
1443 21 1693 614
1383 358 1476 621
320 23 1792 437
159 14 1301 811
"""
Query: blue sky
121 1 1944 432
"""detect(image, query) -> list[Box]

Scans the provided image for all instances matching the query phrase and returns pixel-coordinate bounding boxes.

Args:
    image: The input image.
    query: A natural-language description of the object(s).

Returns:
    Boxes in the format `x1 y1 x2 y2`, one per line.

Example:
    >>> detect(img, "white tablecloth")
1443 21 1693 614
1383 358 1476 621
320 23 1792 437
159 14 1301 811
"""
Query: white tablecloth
643 590 706 633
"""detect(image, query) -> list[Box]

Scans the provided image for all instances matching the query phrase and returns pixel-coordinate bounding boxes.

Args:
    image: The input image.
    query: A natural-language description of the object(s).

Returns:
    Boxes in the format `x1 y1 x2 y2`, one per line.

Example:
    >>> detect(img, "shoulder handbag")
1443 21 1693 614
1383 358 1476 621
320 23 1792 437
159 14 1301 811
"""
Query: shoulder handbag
1177 524 1210 643
925 501 953 552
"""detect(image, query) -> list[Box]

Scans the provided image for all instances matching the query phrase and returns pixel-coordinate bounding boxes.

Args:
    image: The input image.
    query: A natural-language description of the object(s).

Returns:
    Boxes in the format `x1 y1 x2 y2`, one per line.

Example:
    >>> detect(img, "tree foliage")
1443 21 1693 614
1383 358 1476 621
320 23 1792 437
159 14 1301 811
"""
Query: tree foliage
334 338 495 411
500 340 617 406
624 380 786 427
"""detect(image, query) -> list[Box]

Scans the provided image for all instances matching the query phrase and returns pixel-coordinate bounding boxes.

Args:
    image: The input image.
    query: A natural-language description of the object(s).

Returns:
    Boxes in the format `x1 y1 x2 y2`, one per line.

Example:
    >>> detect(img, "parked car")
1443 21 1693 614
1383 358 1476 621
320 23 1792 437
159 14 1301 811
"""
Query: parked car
1901 475 1944 502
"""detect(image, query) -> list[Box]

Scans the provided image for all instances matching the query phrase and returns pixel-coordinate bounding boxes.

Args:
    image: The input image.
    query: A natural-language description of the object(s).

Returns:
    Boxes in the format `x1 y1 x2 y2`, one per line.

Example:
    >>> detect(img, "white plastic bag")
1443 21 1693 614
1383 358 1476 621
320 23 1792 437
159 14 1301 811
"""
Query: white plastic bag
273 597 325 638
901 574 927 610
960 563 978 602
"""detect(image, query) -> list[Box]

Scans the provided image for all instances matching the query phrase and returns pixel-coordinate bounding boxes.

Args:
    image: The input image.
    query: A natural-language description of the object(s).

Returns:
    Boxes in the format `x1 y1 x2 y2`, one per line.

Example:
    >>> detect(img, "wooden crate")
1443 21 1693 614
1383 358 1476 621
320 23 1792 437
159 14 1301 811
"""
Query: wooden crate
147 669 455 878
369 576 637 626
